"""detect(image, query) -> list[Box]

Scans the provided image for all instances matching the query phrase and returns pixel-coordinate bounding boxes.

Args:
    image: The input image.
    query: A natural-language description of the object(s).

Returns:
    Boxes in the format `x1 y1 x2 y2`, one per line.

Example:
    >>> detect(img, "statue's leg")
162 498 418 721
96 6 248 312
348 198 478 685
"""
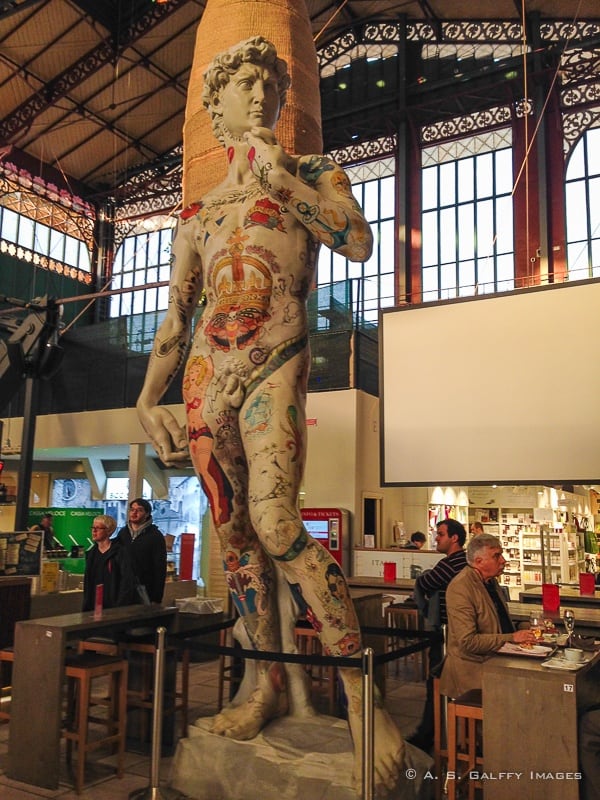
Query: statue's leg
184 354 287 739
242 353 404 794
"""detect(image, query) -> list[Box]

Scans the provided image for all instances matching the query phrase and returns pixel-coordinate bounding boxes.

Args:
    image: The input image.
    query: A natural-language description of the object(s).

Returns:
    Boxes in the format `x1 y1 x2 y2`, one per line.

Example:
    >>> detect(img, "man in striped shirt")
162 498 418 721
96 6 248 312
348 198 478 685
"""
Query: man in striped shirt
407 518 467 752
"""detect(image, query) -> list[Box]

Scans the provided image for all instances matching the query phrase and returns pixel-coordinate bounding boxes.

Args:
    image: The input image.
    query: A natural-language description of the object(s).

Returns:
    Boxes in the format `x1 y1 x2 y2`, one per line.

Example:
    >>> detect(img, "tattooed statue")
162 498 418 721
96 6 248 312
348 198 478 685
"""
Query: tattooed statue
137 36 404 795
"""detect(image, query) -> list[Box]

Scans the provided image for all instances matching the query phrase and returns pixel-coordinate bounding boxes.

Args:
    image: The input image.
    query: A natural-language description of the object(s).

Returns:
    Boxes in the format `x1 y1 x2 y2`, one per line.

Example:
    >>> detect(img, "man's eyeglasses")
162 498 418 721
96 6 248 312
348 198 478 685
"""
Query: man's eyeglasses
91 525 107 531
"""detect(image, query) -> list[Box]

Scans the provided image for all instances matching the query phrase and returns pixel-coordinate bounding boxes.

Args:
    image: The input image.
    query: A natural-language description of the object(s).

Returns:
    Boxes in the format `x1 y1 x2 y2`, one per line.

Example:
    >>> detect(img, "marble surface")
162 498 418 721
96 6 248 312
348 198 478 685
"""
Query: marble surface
170 713 433 800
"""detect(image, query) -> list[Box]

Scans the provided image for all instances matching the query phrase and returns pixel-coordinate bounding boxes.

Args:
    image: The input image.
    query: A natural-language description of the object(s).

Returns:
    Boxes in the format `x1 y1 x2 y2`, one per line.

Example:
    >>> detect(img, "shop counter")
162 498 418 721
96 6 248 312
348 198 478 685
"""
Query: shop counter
482 649 600 800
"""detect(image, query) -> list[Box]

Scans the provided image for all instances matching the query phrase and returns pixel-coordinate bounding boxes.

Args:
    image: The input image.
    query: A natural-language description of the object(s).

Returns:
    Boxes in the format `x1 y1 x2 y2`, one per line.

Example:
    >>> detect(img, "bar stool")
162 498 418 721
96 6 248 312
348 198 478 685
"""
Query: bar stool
62 652 128 795
294 622 338 715
118 637 189 740
446 688 484 800
0 647 14 722
385 603 427 679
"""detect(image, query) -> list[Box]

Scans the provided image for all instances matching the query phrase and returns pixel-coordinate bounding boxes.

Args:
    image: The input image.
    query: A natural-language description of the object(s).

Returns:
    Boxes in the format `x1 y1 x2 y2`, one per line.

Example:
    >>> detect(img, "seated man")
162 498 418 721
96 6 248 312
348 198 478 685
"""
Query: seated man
440 533 537 699
402 531 427 550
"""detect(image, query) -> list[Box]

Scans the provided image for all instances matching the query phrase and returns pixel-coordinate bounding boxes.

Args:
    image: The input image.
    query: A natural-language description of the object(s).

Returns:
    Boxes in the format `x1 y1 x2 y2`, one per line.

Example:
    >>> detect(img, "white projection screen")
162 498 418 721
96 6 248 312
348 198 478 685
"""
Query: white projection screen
381 279 600 486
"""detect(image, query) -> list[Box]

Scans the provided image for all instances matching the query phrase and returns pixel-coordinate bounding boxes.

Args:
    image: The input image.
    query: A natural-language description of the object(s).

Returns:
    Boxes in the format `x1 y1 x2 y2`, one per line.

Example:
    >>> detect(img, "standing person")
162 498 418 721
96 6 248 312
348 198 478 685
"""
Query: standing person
469 521 484 536
407 518 468 751
39 512 58 550
440 533 537 699
82 515 137 611
136 36 403 796
115 499 167 604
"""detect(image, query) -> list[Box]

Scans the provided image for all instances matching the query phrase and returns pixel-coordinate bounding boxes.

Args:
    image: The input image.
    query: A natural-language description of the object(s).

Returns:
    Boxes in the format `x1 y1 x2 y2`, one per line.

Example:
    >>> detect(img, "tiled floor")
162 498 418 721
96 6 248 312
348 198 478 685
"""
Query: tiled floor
0 654 426 799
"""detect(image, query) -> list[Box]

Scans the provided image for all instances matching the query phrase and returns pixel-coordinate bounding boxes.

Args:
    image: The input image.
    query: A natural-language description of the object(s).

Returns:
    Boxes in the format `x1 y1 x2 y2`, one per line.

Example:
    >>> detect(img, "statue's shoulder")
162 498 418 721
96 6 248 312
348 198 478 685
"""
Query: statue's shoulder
179 201 204 224
297 154 345 186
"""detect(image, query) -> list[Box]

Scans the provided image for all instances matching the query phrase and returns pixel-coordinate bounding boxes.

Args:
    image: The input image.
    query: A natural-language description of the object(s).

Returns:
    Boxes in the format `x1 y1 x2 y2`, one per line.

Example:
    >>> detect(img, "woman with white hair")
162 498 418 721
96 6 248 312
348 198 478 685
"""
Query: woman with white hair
82 514 136 611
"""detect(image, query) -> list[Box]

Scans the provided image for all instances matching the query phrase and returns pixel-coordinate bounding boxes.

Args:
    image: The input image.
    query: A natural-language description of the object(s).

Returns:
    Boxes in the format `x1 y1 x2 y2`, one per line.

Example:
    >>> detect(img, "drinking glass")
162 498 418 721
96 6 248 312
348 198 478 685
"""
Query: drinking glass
529 613 543 641
563 609 575 647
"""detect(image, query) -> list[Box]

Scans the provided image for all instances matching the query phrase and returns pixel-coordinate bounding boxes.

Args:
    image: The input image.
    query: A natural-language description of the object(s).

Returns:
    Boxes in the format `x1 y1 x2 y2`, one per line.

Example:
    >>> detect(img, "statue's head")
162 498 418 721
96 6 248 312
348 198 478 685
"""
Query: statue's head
202 36 291 144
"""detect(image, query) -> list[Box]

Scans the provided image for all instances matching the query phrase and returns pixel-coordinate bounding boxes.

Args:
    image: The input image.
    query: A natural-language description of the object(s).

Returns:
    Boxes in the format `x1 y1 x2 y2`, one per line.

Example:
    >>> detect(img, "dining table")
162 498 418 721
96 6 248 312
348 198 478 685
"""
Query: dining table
482 642 600 800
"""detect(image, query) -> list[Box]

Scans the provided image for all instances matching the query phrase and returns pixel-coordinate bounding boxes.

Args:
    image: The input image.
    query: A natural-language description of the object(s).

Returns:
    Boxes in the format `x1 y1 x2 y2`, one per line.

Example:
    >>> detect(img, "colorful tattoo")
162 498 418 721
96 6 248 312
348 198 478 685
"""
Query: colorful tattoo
269 527 309 562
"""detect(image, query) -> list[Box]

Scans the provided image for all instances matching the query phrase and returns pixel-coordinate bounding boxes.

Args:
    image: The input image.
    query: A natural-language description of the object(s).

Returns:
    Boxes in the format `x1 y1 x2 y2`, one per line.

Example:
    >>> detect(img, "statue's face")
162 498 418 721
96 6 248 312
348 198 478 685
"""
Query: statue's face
216 62 280 138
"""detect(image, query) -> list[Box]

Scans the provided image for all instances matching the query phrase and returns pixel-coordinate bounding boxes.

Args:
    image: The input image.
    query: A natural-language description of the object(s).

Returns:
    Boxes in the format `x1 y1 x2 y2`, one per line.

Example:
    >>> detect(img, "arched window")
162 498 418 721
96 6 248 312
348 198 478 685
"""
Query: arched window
110 216 176 318
421 127 514 301
565 124 600 280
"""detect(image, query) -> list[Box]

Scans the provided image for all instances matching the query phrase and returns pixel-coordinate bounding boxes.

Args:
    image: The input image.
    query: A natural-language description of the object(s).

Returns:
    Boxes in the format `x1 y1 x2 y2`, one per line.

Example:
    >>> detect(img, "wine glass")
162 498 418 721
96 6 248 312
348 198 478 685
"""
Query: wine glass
529 613 543 641
563 609 575 647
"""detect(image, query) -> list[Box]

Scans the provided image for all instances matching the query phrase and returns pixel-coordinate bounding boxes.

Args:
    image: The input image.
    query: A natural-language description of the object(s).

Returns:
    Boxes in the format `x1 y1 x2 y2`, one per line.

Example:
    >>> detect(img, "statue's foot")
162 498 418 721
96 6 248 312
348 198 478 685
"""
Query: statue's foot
344 682 405 797
210 668 288 740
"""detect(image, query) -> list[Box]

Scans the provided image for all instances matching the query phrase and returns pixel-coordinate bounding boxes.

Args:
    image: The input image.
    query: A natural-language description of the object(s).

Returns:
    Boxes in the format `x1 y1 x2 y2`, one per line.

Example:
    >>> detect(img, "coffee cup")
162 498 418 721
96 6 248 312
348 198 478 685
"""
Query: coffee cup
564 648 584 663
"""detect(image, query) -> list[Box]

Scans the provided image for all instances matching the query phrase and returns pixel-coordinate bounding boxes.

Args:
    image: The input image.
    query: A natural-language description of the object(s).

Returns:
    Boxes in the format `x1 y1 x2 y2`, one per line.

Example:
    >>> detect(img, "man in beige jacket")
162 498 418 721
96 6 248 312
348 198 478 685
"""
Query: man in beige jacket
440 533 537 698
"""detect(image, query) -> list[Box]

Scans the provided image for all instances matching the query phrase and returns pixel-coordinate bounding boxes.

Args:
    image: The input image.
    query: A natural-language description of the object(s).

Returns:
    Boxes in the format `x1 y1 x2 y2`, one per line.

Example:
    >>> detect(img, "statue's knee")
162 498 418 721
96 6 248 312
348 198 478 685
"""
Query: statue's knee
262 526 309 563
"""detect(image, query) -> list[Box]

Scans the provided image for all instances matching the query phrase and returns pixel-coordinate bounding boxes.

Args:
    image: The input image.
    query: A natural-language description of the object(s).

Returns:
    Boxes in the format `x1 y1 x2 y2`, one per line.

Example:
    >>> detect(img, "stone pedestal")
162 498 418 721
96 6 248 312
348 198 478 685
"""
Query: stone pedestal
170 714 434 800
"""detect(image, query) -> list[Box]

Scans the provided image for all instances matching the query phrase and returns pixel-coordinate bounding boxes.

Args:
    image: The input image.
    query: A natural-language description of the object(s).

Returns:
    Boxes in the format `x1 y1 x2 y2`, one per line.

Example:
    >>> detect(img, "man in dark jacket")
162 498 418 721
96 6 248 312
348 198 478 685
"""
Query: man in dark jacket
82 515 137 611
115 498 167 603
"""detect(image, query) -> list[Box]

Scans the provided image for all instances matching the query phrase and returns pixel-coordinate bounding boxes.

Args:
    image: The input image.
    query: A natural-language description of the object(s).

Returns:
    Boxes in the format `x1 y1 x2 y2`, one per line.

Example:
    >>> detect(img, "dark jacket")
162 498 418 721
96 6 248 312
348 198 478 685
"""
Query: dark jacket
82 539 138 612
115 522 167 603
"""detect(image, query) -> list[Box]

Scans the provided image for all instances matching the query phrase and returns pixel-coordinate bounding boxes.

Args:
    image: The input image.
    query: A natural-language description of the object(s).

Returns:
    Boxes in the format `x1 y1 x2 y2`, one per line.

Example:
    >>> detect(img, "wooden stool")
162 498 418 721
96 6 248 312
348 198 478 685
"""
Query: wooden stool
118 638 189 740
447 688 484 800
385 604 427 680
0 647 14 722
63 653 128 795
294 623 338 715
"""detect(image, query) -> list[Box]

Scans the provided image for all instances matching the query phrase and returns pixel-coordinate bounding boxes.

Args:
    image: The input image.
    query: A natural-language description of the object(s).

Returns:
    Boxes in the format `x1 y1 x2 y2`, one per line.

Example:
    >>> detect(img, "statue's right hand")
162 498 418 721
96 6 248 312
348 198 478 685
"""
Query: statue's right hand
137 404 190 468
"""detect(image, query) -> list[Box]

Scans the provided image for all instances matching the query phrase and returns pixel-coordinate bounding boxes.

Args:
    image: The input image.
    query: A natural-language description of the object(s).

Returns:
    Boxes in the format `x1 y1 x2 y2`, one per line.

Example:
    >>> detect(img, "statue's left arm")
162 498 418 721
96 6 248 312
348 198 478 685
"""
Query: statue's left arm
244 127 373 263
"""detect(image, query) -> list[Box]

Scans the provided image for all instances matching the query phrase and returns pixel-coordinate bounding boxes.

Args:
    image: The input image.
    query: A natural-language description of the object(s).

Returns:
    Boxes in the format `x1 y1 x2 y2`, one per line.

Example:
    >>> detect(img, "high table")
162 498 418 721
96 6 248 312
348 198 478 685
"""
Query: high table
8 604 178 790
482 649 600 800
508 601 600 637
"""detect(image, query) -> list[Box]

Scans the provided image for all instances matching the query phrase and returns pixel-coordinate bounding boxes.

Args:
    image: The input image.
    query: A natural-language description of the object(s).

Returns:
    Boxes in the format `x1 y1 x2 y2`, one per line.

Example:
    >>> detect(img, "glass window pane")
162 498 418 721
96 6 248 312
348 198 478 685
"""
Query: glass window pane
147 231 160 265
589 176 600 234
566 181 588 242
332 251 346 283
567 137 586 180
458 260 475 294
79 246 91 272
17 215 34 248
380 272 394 305
439 162 456 206
363 181 379 222
122 237 135 271
495 195 513 253
476 199 494 257
458 203 474 260
422 266 438 294
440 262 456 291
158 285 170 309
317 250 331 285
477 257 494 288
567 242 588 274
380 176 395 218
423 210 440 267
1 208 18 241
496 253 515 288
64 235 79 266
587 129 600 176
49 229 64 261
495 148 513 195
363 248 379 277
457 158 474 202
33 223 50 253
439 207 456 263
422 167 437 210
476 152 494 198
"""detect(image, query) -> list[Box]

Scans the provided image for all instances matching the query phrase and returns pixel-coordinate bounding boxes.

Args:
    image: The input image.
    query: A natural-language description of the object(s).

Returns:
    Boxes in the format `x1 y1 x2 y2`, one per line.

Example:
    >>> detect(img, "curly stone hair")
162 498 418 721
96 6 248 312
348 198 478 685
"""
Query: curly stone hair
202 36 291 144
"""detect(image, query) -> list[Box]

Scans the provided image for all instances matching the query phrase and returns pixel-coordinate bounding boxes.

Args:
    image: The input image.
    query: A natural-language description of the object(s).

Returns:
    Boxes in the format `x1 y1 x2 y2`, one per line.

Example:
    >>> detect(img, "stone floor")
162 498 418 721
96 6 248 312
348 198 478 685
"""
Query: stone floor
0 651 427 799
